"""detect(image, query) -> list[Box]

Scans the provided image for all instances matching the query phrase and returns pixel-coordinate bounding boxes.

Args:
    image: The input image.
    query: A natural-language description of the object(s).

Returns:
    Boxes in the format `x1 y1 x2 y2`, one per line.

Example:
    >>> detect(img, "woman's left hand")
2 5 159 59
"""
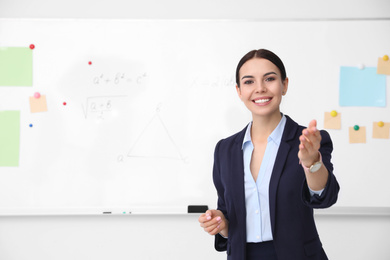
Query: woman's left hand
298 119 321 167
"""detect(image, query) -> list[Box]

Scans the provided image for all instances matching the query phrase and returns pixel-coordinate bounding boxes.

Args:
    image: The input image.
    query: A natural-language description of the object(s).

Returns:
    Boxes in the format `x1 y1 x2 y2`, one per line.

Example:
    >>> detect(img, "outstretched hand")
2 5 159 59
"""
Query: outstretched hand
298 119 321 168
198 209 228 237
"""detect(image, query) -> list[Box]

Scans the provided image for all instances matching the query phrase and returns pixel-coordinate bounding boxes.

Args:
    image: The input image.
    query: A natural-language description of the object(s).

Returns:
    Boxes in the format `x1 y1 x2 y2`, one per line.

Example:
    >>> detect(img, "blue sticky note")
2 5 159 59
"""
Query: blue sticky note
339 67 386 107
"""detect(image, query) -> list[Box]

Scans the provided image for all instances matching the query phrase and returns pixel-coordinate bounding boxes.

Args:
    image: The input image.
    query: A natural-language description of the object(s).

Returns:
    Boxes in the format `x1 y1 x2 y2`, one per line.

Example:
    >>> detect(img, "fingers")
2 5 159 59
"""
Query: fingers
199 215 223 234
298 120 322 165
308 119 317 130
205 209 213 219
299 131 319 150
299 120 321 150
198 210 225 235
198 209 213 220
203 216 224 235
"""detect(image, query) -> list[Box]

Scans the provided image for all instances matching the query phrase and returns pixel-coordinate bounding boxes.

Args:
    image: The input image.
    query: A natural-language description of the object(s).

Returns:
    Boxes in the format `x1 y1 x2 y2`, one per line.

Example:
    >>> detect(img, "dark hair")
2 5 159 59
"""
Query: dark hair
235 49 287 87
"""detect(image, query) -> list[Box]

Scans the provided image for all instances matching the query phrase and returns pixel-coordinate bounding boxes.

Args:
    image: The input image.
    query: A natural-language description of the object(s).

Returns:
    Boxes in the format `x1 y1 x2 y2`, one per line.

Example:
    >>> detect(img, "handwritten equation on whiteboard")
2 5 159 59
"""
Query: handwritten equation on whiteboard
92 73 147 86
82 96 127 120
79 71 148 120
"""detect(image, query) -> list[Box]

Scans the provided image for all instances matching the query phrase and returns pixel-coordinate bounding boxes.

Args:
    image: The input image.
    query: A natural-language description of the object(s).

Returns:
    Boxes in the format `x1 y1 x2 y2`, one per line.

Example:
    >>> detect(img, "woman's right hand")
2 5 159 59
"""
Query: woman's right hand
198 209 228 237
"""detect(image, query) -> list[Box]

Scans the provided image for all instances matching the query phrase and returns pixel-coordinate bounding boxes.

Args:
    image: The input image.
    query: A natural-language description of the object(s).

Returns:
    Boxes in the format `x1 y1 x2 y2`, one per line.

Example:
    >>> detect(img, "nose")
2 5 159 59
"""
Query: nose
255 82 266 93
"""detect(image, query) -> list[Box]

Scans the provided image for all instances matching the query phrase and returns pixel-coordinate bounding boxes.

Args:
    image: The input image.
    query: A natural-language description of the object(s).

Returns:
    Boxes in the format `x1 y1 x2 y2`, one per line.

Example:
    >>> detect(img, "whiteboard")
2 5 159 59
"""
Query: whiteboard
0 19 389 215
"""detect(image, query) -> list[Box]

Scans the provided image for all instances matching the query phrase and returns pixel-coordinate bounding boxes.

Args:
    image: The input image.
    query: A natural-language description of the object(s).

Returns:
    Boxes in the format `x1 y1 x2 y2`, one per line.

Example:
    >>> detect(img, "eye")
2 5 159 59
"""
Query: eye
243 80 254 85
265 77 275 82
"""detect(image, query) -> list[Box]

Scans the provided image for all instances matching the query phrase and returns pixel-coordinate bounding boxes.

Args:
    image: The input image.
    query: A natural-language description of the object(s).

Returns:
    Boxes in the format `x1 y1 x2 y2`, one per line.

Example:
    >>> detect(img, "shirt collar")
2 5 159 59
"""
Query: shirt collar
242 115 286 149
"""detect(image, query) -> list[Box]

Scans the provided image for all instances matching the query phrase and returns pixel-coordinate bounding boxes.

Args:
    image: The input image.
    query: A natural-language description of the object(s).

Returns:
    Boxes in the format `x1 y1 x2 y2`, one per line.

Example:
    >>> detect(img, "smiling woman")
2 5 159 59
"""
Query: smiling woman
236 58 288 121
199 49 340 260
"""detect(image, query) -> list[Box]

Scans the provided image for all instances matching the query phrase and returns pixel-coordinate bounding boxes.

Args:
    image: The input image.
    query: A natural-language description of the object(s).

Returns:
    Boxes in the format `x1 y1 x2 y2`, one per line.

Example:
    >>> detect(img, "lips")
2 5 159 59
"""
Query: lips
253 97 272 104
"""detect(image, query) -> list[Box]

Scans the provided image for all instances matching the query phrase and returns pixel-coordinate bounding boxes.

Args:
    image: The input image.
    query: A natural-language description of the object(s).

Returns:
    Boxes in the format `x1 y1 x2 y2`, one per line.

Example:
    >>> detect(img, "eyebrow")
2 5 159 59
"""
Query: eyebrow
241 72 277 80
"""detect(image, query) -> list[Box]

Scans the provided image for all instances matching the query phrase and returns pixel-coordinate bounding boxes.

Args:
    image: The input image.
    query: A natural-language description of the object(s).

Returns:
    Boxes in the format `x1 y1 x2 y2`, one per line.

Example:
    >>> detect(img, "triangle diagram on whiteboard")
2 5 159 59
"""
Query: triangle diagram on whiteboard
127 113 185 161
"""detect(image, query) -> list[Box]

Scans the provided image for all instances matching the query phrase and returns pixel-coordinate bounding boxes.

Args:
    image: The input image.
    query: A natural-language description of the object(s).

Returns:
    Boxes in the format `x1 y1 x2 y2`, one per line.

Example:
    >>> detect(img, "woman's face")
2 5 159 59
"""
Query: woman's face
236 58 288 119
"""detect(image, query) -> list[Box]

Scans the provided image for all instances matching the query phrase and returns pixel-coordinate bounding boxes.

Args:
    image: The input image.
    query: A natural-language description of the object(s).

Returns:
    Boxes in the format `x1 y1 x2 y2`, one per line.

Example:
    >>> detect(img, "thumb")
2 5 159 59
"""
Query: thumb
206 209 221 219
205 209 214 219
308 119 317 130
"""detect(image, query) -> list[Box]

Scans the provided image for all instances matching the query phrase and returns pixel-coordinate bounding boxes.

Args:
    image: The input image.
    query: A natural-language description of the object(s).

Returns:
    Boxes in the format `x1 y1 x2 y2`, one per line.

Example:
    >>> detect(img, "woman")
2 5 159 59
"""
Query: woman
198 49 339 260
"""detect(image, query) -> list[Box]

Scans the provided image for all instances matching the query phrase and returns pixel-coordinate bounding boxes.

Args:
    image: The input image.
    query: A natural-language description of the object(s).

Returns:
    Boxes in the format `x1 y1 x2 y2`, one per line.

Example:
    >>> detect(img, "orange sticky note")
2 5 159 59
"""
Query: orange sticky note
29 95 48 113
349 126 366 143
324 112 341 129
377 57 390 75
373 122 390 139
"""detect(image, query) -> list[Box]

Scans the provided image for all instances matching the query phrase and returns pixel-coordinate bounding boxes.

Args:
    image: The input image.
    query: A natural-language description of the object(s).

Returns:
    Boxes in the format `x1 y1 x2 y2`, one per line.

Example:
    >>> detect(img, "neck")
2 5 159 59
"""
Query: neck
250 111 282 142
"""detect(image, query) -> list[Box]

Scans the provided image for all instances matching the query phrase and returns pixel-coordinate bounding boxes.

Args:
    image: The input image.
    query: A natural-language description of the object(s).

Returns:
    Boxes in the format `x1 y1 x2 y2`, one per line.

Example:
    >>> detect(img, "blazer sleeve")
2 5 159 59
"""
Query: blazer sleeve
212 140 229 252
302 130 340 208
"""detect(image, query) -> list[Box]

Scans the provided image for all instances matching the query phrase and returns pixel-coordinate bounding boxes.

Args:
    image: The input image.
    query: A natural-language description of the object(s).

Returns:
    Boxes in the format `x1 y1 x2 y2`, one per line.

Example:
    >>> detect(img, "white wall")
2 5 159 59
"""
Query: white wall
316 215 390 260
1 0 390 20
1 1 390 259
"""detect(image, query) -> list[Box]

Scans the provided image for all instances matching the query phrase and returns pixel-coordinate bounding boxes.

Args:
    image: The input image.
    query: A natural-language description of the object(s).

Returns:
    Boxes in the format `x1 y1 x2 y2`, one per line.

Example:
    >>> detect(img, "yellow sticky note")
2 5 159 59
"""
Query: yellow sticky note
29 95 48 113
377 57 390 75
349 126 366 143
324 112 341 129
373 122 390 139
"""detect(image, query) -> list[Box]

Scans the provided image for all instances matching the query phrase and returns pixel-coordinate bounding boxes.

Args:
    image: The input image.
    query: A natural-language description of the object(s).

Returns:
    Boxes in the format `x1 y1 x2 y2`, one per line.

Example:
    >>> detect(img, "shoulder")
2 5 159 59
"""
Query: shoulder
219 125 247 144
214 124 248 152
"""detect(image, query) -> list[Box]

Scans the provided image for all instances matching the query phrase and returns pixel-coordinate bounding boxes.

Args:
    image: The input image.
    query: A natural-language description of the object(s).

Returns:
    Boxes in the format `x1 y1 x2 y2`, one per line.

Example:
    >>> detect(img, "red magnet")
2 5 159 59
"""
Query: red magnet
29 44 35 50
88 61 92 65
63 102 67 106
34 92 41 98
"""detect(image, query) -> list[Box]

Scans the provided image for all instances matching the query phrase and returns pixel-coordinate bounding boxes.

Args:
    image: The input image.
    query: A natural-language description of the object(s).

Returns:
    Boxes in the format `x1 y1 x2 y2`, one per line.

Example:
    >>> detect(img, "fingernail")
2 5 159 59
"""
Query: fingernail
206 215 211 220
216 216 221 221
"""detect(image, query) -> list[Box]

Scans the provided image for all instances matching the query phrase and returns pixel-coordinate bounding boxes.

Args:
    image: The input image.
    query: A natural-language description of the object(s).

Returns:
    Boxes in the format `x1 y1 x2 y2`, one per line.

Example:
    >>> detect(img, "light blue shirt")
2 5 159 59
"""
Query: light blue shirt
242 116 286 242
242 115 323 243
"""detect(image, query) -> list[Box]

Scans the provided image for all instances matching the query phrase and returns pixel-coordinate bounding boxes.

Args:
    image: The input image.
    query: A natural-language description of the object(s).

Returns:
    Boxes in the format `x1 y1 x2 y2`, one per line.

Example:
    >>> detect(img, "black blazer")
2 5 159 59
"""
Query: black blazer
213 115 340 260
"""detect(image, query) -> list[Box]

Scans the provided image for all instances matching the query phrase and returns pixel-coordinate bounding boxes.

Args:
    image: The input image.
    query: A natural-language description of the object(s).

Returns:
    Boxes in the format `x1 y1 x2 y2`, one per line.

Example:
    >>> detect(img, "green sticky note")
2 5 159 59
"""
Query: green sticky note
0 47 33 86
0 111 20 167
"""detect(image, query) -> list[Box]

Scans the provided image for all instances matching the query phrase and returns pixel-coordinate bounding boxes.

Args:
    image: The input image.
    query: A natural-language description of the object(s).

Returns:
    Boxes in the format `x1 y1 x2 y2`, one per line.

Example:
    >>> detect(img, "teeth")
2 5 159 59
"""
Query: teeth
254 99 270 104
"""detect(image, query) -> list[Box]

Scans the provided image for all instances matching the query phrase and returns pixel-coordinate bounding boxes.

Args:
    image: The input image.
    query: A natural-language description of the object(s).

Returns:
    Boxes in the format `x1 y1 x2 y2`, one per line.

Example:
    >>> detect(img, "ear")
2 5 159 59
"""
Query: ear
282 77 289 96
236 84 242 99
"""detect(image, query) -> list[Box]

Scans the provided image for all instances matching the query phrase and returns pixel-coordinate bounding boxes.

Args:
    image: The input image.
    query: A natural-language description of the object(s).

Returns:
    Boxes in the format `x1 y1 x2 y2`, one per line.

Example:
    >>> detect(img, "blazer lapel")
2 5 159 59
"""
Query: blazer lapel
269 115 298 235
230 127 247 222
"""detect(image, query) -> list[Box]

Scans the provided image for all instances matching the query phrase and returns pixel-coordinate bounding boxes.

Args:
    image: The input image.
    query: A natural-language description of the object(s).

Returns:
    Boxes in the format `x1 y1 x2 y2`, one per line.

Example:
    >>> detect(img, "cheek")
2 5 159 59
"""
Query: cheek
238 88 250 98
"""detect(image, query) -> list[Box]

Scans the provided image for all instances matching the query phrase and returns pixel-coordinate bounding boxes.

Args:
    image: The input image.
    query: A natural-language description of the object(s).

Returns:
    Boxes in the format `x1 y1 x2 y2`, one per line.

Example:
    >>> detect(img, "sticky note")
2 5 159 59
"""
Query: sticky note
339 67 386 107
373 122 390 139
324 111 341 129
0 47 33 86
29 95 48 113
377 57 390 75
0 111 20 166
349 126 366 144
